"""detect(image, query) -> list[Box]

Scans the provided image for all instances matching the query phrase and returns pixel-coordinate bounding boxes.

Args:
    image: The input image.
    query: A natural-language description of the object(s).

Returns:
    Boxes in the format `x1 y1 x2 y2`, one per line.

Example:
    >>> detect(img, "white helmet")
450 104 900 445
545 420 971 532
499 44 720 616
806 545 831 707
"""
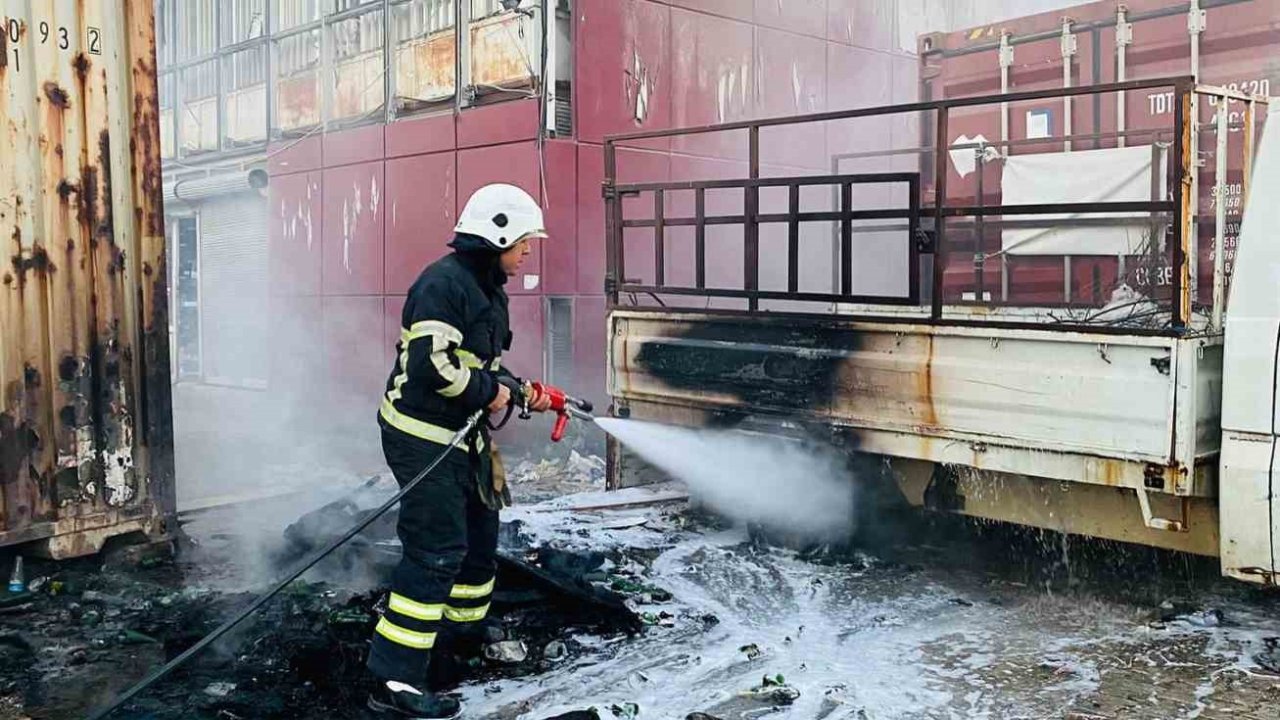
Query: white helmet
454 183 548 251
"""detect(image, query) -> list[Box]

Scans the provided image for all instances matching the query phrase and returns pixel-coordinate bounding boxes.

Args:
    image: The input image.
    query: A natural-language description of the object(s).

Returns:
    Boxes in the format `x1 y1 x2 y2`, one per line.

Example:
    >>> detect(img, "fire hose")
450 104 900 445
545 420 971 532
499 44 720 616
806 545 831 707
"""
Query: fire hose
87 381 593 720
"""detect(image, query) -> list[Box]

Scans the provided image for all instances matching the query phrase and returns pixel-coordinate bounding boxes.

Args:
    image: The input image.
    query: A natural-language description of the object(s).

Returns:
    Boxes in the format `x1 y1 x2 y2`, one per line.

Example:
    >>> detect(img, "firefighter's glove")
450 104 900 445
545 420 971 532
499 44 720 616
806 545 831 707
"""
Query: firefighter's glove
525 383 553 413
488 381 512 414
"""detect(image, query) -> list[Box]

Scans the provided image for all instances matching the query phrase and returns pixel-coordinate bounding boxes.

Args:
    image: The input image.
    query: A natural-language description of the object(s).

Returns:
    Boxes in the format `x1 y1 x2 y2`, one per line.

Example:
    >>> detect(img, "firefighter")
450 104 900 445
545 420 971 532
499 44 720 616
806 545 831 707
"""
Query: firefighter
366 183 553 718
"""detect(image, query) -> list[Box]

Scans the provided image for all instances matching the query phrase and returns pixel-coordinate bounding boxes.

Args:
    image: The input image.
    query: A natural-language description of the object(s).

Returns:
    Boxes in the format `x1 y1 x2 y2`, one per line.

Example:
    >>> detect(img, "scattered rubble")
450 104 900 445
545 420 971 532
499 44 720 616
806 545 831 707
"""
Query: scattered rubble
204 682 237 698
1254 637 1280 675
485 640 530 665
609 701 640 719
543 640 568 661
507 451 608 504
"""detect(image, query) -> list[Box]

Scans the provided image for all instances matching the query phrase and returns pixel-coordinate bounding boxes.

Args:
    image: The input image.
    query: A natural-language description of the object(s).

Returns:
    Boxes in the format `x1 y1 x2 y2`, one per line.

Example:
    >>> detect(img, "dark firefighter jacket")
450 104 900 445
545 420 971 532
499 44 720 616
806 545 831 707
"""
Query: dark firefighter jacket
379 234 513 451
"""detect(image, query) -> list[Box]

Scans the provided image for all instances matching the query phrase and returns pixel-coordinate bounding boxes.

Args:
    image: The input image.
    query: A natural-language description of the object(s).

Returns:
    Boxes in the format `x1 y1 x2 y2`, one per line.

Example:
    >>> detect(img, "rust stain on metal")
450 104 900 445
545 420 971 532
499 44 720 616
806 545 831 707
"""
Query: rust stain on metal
72 53 90 80
96 130 115 243
1098 458 1124 486
471 16 534 88
132 56 165 238
79 166 99 236
919 335 939 429
43 82 71 110
0 2 174 555
396 32 456 104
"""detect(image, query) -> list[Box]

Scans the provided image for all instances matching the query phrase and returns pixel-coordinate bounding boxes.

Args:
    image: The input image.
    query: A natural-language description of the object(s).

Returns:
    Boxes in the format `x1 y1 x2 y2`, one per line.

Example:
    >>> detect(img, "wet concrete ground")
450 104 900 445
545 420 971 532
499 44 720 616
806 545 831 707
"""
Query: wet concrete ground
3 475 1280 720
461 499 1280 720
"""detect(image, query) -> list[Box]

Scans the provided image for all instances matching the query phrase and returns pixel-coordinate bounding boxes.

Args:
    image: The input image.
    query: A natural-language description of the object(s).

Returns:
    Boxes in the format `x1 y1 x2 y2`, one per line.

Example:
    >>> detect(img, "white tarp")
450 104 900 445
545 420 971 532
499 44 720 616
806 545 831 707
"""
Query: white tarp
1000 144 1167 256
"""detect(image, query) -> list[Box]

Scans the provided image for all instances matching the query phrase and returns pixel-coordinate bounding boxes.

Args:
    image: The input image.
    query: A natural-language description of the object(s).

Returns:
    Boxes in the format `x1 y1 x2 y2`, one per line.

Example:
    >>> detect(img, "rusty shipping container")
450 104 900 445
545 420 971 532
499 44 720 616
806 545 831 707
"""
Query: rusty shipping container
0 1 174 558
919 0 1280 306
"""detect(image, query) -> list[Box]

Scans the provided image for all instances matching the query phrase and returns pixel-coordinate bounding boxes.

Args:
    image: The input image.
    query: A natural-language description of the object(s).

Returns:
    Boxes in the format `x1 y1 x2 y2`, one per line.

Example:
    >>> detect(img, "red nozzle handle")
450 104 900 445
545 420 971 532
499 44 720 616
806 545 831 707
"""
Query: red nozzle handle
551 412 570 442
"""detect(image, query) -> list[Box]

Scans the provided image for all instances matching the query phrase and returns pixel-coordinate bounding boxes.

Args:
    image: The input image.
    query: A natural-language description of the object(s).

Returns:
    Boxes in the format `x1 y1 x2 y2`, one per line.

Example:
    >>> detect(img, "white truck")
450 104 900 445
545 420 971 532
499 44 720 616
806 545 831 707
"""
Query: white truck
601 78 1280 584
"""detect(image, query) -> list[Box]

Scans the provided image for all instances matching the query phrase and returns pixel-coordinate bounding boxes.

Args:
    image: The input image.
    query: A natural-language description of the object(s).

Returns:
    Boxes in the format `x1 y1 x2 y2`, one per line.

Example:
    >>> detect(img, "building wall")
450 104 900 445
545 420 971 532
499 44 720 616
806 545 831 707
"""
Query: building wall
165 0 1094 469
266 0 923 416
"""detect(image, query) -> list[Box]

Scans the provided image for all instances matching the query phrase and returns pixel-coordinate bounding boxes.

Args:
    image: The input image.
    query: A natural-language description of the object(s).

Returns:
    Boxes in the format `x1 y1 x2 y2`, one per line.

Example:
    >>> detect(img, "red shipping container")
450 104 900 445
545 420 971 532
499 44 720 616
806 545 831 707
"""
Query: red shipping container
920 0 1279 309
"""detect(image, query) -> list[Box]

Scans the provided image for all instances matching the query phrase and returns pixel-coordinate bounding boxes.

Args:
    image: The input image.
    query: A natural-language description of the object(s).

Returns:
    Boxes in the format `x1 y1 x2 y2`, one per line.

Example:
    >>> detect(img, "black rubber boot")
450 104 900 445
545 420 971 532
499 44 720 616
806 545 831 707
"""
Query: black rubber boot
367 681 462 719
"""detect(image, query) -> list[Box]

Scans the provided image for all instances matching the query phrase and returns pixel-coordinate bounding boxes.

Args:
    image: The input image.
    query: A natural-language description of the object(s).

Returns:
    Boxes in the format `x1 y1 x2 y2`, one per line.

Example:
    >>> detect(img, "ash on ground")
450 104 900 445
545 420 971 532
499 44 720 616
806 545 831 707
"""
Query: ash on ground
4 455 1280 720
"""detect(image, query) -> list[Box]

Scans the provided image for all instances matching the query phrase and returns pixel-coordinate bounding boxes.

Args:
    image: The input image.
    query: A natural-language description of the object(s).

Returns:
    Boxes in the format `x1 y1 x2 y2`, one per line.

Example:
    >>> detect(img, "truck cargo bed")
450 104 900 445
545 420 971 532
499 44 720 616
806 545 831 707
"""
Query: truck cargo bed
610 309 1220 497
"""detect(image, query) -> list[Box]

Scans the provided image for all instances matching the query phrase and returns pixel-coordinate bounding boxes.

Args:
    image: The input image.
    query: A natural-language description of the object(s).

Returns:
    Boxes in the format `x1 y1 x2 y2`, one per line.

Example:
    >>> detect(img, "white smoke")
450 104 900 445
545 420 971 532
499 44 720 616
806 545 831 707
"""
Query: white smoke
595 418 856 539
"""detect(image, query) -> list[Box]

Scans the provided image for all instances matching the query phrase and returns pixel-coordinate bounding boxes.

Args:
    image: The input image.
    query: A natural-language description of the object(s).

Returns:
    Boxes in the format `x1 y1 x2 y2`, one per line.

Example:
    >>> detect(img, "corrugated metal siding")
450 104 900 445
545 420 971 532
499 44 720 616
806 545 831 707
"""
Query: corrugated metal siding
199 195 269 388
0 1 174 557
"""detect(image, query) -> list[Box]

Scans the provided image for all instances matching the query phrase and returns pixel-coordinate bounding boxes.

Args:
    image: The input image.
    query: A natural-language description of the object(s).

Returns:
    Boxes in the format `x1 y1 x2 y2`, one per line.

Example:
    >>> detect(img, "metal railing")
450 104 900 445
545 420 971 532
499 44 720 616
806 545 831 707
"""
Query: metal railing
603 76 1209 336
613 173 921 310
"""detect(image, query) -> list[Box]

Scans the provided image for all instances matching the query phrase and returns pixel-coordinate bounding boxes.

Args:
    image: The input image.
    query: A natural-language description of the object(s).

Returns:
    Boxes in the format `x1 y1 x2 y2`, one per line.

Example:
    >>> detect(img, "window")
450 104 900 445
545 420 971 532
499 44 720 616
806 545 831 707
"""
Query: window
334 0 383 10
274 29 322 133
274 0 323 32
329 7 386 123
180 60 220 154
224 46 269 146
179 0 217 61
156 0 177 68
223 0 267 45
159 73 176 159
393 0 456 110
157 0 566 153
470 0 506 19
468 0 539 94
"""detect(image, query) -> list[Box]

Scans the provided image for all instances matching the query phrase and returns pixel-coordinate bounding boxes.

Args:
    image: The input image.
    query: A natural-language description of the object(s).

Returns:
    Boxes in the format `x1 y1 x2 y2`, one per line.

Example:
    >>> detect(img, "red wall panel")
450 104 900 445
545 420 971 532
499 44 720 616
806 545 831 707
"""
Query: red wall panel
268 134 323 175
542 140 578 295
386 110 456 158
889 53 922 171
324 123 386 168
504 294 545 382
576 143 671 295
755 28 828 170
669 154 748 292
322 161 386 295
575 0 673 149
827 0 896 52
667 0 752 23
269 171 323 297
456 141 544 295
384 296 406 364
457 98 541 149
669 8 756 160
754 0 825 40
826 43 896 172
385 152 457 294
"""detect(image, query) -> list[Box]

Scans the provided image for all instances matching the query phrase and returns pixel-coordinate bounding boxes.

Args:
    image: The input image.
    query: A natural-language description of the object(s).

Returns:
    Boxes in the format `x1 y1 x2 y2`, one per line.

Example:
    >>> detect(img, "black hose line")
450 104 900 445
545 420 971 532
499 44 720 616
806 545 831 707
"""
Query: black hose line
85 411 485 720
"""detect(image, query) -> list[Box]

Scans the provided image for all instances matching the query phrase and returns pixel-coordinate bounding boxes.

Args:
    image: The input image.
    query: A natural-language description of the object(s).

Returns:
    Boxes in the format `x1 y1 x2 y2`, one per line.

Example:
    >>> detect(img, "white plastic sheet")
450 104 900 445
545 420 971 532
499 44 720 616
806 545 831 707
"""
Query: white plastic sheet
1000 144 1167 256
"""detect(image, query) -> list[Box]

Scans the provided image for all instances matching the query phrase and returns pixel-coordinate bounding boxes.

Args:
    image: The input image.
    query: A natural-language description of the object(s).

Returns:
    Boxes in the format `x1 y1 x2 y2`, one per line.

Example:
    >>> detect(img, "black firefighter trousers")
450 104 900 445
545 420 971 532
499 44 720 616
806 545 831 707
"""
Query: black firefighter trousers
366 427 499 684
